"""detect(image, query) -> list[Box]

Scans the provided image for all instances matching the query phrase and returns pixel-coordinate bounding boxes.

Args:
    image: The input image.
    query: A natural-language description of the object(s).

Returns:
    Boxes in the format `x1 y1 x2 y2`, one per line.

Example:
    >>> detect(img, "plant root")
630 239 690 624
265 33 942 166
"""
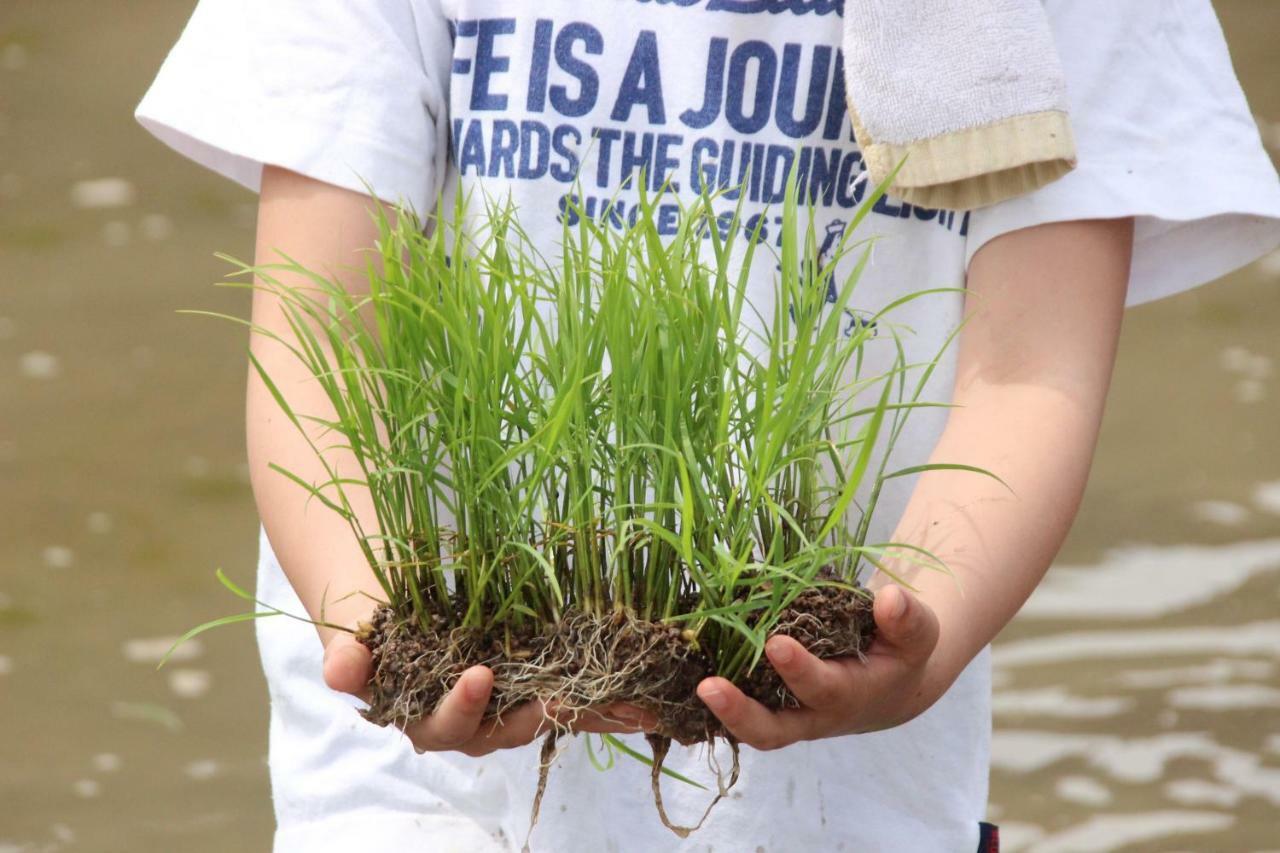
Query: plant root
357 606 717 742
522 730 561 853
355 581 873 839
646 733 741 838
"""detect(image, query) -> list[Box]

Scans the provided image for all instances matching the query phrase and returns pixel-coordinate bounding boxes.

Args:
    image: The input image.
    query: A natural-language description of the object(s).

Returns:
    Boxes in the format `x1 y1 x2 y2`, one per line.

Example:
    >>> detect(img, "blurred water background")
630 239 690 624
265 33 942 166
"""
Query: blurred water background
1 2 1278 850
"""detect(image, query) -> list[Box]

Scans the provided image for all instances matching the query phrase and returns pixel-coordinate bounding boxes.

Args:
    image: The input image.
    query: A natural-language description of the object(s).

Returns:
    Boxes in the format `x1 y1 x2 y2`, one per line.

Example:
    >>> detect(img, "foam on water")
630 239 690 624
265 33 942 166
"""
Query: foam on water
184 759 221 781
41 546 74 569
72 779 100 799
1255 480 1280 515
1053 775 1112 806
122 636 204 665
992 687 1132 719
1234 379 1266 404
167 668 212 699
70 177 136 210
994 621 1280 668
19 351 60 380
1019 540 1280 620
1032 811 1234 853
1190 500 1250 526
1166 683 1280 710
1164 779 1241 808
1219 344 1272 378
1112 658 1274 688
991 731 1280 806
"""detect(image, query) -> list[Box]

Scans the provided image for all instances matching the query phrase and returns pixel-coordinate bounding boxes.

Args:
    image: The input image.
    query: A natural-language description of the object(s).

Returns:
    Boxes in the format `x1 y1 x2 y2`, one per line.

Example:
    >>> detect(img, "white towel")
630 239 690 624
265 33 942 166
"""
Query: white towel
842 0 1077 210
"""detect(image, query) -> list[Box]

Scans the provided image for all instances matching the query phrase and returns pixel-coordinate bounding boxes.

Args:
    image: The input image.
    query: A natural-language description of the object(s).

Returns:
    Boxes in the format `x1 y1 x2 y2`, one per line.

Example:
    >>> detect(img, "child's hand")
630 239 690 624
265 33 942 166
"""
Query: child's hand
694 585 942 750
322 634 657 756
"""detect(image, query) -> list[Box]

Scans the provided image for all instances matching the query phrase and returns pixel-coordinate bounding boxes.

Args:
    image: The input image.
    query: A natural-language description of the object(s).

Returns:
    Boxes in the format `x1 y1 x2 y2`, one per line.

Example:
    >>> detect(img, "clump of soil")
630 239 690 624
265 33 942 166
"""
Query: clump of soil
355 577 875 839
357 605 718 744
740 579 880 710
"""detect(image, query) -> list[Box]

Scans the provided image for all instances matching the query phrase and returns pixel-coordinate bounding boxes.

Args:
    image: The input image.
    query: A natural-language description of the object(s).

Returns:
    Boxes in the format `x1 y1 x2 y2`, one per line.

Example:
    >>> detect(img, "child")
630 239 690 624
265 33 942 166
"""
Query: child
137 1 1280 850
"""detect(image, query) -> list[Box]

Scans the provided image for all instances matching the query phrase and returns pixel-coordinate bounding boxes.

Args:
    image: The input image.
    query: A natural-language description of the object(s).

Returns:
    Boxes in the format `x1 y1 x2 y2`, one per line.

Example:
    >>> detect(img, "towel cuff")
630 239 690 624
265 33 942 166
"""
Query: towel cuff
851 108 1078 211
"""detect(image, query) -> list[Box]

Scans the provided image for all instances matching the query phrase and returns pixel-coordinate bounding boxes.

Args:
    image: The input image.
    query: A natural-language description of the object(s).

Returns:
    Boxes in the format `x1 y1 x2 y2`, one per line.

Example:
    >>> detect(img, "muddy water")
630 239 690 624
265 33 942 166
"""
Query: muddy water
1 2 1277 850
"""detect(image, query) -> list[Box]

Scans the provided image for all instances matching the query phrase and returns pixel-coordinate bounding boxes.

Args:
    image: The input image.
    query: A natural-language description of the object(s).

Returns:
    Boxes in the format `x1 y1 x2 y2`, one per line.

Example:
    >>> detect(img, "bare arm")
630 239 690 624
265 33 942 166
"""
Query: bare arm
892 216 1134 702
248 167 392 646
248 167 653 752
697 217 1136 746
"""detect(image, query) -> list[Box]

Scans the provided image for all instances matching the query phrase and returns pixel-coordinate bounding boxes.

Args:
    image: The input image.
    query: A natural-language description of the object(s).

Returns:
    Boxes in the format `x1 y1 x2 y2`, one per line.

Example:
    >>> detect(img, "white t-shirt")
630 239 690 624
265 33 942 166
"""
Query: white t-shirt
136 2 1280 851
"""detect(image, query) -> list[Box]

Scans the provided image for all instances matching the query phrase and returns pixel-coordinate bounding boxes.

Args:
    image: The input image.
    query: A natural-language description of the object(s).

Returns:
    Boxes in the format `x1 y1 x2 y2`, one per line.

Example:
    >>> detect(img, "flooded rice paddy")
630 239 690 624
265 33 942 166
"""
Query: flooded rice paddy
2 2 1278 850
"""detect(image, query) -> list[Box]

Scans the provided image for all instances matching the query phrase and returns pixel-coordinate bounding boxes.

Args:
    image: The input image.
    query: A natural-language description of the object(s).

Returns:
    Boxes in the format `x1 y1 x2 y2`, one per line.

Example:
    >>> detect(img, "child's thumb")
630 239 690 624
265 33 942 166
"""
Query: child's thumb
323 633 373 698
873 585 940 665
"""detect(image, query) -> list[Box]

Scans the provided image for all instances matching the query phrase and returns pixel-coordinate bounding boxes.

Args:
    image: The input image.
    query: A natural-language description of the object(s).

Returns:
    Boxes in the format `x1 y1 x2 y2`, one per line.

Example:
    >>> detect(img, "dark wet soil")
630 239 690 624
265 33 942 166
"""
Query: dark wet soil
356 581 876 745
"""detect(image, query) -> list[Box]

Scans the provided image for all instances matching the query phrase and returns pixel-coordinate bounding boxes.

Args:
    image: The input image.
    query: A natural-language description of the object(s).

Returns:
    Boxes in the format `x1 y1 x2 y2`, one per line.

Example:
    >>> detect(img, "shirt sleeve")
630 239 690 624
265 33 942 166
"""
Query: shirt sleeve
965 0 1280 307
134 0 453 215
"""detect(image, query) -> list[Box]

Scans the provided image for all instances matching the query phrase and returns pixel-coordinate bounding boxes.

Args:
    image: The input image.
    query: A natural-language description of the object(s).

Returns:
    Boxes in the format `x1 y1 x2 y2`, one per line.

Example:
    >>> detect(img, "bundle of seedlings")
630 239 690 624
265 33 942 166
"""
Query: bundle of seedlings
178 174 972 838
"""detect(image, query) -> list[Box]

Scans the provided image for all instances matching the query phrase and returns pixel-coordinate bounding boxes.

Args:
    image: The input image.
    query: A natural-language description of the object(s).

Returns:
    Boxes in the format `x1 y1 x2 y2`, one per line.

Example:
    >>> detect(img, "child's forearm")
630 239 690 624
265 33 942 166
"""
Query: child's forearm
247 345 384 645
884 383 1112 700
882 217 1135 704
246 166 394 647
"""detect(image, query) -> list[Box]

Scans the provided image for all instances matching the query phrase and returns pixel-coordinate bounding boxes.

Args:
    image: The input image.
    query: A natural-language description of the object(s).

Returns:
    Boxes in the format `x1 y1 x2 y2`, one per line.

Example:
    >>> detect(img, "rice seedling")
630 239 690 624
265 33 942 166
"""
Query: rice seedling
178 168 976 836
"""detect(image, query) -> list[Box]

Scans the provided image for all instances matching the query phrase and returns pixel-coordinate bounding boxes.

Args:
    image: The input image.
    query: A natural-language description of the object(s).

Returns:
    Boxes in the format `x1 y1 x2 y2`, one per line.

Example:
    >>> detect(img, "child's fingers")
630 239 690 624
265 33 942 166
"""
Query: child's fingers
696 677 811 751
460 701 551 755
459 701 654 756
765 635 859 712
322 633 373 700
558 702 658 734
408 666 493 752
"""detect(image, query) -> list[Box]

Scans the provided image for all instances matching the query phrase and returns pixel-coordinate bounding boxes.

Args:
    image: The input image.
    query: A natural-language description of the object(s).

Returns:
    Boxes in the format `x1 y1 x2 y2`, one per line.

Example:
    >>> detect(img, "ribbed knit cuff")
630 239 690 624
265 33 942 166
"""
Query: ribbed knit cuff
851 107 1078 211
